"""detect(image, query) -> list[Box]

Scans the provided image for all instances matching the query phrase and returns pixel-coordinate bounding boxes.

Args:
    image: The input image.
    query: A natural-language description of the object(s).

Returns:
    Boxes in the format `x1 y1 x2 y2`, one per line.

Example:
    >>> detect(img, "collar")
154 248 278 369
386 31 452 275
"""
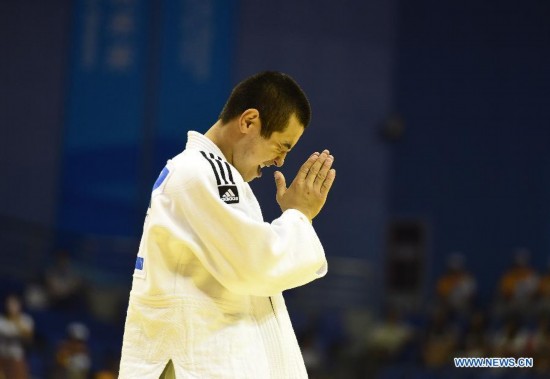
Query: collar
186 131 228 161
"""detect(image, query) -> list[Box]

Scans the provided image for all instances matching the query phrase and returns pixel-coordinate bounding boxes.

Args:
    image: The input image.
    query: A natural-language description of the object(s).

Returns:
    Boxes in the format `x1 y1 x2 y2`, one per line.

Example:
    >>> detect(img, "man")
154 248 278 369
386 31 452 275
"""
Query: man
119 71 336 378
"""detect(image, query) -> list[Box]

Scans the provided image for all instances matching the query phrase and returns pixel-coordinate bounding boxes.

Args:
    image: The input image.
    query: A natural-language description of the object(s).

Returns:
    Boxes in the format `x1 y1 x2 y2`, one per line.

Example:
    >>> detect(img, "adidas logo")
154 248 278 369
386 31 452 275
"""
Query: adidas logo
218 185 239 204
222 188 238 201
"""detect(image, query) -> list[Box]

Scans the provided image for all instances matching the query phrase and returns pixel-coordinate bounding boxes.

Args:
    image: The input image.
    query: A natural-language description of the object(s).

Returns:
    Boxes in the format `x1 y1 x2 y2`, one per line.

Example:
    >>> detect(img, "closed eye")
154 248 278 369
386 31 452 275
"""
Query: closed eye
279 142 292 154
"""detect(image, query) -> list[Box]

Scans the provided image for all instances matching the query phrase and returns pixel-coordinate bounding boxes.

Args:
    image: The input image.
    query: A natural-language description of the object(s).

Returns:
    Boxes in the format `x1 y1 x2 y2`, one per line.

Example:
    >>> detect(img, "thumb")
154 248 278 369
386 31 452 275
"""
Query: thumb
274 171 287 199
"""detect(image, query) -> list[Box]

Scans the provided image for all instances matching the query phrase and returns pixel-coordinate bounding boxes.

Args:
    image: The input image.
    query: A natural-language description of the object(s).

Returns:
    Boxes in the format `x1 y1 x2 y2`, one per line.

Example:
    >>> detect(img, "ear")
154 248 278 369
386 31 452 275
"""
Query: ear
238 109 260 134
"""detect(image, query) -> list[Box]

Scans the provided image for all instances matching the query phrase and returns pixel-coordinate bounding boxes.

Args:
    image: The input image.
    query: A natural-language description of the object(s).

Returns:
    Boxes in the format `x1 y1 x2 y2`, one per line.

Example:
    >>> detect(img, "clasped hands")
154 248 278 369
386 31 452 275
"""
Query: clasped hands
275 150 336 221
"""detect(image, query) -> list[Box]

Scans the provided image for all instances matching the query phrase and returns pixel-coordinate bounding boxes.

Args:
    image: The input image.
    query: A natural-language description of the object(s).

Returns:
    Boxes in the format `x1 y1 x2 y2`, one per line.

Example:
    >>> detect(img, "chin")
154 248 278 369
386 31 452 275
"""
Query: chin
241 173 253 183
240 166 262 182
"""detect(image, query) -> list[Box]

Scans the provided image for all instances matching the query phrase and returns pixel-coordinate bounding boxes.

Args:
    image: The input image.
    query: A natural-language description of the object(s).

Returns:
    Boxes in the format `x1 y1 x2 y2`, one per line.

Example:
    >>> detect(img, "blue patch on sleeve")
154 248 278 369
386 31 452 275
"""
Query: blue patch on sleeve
135 257 144 270
152 167 170 191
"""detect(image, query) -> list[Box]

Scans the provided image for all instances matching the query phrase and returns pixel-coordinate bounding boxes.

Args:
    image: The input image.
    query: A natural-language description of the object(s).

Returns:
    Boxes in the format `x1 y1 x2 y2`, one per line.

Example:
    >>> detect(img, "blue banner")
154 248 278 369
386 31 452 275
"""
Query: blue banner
58 0 235 236
59 0 150 236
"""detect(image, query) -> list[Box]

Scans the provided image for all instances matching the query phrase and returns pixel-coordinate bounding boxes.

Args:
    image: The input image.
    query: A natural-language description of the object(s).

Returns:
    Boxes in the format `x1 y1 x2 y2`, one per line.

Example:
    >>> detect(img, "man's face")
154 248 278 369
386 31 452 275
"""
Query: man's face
235 114 304 182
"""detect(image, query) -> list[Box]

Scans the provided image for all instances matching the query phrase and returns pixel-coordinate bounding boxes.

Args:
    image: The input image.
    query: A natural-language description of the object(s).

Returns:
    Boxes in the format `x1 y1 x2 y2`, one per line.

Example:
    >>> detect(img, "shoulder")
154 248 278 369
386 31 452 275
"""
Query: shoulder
195 151 241 187
165 150 242 191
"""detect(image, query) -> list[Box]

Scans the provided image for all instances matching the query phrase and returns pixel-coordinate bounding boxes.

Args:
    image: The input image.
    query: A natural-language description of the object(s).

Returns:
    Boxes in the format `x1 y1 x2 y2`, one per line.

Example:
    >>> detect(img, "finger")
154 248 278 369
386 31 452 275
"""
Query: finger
306 150 330 187
296 152 320 184
320 168 336 197
313 155 334 192
274 171 287 200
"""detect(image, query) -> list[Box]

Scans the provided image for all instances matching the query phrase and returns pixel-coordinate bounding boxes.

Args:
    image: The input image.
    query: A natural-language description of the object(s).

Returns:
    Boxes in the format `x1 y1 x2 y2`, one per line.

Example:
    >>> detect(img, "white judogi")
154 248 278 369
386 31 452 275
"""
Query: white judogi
119 131 328 378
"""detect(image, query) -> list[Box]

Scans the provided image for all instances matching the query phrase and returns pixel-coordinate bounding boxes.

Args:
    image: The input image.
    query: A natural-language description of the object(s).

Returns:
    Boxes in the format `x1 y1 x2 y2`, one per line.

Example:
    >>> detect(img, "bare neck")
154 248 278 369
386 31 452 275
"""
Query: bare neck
204 120 236 164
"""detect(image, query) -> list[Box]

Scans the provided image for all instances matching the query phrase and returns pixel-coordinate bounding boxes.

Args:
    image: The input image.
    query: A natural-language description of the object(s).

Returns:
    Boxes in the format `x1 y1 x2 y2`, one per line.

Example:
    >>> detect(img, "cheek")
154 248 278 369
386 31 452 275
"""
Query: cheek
244 146 264 163
241 138 273 165
237 148 259 172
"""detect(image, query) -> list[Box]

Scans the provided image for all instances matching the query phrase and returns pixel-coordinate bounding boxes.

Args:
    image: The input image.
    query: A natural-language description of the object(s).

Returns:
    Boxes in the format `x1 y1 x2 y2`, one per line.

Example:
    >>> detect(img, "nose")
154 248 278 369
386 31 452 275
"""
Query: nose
274 153 287 167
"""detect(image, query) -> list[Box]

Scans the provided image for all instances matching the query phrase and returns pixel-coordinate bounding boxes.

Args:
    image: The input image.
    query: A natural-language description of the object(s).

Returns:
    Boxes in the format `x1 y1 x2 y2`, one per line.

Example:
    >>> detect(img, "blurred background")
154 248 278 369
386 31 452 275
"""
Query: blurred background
1 0 550 378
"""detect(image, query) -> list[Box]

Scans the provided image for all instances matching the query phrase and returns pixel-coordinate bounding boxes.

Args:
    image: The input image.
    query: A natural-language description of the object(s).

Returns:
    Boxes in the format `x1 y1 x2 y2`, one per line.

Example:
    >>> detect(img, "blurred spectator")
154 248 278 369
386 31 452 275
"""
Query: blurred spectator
536 257 550 316
357 307 414 378
0 294 34 379
530 315 550 376
367 307 413 361
94 371 116 379
436 252 477 315
23 278 50 311
44 250 84 311
298 329 324 379
421 307 458 369
52 322 91 379
496 248 539 318
459 311 489 358
93 353 119 379
490 316 529 358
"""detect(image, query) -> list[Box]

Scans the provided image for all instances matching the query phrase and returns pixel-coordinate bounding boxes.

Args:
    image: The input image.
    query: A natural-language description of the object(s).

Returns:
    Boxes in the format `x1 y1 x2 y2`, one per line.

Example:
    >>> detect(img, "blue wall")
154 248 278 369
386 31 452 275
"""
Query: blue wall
235 0 397 307
0 0 70 227
236 0 396 254
391 0 550 298
3 0 550 307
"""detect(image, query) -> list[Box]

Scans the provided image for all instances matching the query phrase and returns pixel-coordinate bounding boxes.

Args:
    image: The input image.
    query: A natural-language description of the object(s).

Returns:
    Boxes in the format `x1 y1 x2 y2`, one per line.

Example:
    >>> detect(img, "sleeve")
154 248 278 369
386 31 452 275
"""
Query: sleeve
149 158 328 297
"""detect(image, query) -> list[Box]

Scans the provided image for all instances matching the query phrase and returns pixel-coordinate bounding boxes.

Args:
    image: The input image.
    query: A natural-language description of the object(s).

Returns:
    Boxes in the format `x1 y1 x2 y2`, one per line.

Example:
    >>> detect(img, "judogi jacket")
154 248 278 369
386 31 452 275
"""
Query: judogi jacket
119 131 328 378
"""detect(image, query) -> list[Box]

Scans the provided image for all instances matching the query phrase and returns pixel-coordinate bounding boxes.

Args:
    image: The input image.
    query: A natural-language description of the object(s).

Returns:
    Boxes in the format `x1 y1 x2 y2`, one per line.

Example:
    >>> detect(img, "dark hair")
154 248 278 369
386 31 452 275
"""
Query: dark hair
219 71 311 138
